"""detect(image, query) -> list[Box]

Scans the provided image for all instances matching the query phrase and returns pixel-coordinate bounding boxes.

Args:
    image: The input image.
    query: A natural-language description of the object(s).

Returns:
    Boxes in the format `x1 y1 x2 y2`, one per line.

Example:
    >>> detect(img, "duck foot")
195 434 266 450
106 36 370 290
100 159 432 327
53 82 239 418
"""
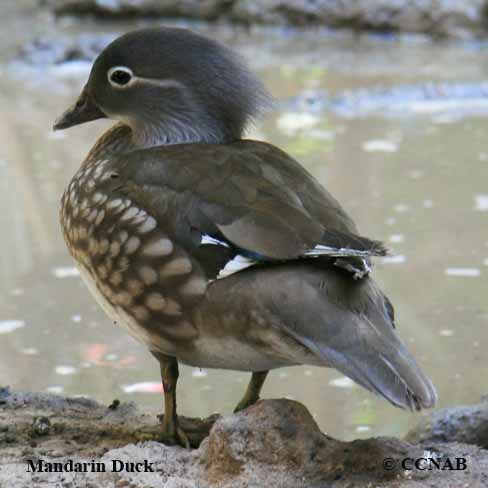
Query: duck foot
157 420 190 449
156 414 219 448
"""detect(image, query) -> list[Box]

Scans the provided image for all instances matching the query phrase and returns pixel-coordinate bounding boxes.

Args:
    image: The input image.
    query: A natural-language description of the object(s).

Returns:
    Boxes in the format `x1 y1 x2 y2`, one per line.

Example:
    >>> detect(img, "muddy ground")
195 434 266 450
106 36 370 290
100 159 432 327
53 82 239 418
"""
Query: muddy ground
1 387 488 487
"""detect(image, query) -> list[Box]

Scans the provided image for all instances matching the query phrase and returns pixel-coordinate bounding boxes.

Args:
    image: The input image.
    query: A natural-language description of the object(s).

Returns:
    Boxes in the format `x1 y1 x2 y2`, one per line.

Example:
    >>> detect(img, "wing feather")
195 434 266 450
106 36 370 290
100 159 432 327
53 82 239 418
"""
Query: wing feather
113 140 386 277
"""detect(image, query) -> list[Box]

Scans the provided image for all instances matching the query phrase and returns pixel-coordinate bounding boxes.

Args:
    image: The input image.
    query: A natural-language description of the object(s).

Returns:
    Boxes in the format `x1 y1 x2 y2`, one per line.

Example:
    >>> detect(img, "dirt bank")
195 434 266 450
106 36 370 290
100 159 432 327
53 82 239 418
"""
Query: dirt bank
1 387 487 487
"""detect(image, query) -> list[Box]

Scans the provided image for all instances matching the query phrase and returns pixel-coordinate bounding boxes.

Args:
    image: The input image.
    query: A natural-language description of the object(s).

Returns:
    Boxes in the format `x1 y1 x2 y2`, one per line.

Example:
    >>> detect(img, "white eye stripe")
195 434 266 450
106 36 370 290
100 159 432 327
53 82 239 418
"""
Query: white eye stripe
135 78 186 90
107 66 186 92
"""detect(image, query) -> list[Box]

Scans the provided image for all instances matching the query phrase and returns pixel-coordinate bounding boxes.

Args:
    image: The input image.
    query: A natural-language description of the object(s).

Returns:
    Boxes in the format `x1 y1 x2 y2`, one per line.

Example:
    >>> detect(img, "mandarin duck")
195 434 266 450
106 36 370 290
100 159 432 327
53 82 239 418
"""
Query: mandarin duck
55 27 437 447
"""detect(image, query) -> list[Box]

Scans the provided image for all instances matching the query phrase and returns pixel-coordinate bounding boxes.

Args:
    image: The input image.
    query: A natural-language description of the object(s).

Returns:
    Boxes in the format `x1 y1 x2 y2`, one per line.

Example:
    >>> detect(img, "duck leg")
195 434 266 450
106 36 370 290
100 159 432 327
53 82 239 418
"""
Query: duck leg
234 371 268 413
152 351 190 448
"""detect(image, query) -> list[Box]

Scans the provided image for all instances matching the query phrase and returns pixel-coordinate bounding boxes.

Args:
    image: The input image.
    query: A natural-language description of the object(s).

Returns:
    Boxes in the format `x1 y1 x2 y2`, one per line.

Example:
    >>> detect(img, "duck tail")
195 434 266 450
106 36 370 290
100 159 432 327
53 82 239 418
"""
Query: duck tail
320 329 438 411
278 270 437 411
307 324 437 411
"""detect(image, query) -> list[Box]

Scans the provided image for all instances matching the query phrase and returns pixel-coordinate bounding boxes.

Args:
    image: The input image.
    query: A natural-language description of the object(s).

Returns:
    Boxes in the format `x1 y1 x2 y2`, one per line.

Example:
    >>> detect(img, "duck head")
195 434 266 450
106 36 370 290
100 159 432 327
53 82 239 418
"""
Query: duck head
53 27 270 147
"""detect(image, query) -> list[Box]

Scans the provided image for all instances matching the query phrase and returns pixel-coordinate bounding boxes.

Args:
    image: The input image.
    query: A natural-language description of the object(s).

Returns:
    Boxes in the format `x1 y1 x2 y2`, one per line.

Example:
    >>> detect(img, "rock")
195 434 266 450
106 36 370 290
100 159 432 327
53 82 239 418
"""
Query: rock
39 0 488 37
31 416 51 436
1 388 488 487
230 0 488 38
407 397 488 449
108 399 121 410
202 399 487 486
203 399 417 485
41 0 233 20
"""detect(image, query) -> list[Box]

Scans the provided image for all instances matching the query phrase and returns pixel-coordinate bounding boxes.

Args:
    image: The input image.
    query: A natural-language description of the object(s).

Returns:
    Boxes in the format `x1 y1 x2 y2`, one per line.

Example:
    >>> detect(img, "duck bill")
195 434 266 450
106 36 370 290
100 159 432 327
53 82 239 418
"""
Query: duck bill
53 88 106 131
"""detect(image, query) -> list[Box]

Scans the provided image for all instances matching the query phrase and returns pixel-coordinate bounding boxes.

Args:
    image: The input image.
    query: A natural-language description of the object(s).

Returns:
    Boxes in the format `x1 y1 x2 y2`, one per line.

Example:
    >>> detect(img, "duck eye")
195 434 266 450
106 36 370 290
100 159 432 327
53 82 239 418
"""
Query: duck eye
108 67 133 87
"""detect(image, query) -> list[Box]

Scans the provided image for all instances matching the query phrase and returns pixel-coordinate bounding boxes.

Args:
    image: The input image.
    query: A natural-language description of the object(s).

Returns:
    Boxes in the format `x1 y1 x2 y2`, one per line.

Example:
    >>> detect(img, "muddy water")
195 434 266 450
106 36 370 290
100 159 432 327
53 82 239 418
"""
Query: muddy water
0 3 487 441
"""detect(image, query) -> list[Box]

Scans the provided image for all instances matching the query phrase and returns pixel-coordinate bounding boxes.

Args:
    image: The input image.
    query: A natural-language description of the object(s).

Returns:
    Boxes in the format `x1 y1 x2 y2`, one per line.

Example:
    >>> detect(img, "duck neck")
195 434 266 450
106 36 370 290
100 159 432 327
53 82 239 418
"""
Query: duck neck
127 109 233 149
130 122 203 148
83 111 240 167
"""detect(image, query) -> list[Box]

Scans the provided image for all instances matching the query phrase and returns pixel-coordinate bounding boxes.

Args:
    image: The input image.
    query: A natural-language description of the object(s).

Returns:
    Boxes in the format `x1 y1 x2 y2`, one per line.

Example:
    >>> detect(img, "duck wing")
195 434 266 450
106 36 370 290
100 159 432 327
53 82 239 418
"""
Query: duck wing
111 139 386 279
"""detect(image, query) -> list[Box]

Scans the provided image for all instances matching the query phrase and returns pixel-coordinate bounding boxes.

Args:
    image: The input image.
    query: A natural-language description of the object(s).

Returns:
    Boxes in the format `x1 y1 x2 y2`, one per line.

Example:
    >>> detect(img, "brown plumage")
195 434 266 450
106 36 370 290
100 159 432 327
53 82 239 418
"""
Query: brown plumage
55 27 436 447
